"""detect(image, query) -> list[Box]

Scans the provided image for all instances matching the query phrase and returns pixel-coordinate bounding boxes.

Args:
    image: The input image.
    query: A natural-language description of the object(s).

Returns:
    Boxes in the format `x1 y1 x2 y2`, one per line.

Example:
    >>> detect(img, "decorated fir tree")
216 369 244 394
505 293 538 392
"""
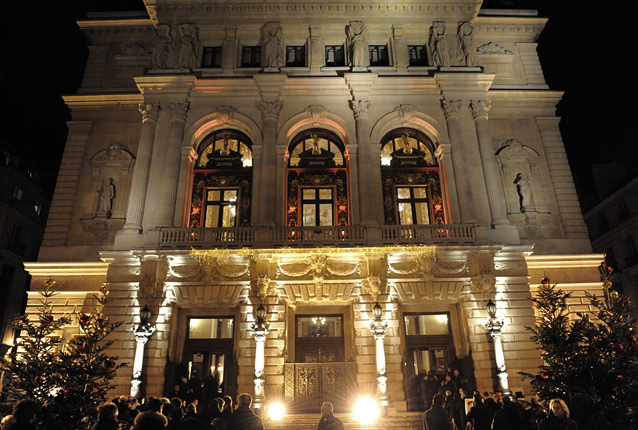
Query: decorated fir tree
0 278 124 430
522 265 638 429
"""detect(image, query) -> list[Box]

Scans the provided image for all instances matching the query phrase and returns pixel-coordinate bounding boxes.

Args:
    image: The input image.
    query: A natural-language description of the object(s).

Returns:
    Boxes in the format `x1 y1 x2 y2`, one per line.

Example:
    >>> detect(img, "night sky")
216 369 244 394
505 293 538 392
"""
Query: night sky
1 1 636 208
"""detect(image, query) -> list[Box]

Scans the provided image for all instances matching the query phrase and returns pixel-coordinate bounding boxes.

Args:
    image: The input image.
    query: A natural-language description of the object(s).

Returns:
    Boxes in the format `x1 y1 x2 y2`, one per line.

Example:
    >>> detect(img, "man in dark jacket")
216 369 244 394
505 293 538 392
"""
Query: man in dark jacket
423 394 453 430
228 393 263 430
317 402 344 430
466 394 493 430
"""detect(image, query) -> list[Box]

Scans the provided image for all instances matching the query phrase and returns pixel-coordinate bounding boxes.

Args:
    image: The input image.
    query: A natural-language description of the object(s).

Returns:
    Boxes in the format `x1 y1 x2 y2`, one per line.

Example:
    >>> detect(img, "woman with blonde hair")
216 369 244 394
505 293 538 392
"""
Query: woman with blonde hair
539 398 578 430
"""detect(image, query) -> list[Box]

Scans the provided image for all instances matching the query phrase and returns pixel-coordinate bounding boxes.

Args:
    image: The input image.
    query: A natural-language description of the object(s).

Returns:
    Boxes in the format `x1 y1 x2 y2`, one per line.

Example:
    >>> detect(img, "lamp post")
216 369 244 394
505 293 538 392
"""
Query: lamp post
369 302 390 410
484 299 511 395
131 305 155 398
251 304 269 411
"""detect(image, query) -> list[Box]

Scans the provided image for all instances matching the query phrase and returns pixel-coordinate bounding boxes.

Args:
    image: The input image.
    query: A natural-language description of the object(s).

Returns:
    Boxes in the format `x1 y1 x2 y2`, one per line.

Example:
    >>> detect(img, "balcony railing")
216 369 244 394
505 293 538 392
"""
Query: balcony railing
158 224 476 248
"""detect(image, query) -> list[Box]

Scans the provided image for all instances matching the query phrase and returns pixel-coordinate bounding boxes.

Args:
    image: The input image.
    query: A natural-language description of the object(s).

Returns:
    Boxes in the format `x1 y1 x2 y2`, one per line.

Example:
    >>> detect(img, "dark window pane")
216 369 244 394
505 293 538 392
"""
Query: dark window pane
369 45 389 66
241 46 261 67
201 46 222 68
325 45 345 66
408 45 428 66
286 46 306 67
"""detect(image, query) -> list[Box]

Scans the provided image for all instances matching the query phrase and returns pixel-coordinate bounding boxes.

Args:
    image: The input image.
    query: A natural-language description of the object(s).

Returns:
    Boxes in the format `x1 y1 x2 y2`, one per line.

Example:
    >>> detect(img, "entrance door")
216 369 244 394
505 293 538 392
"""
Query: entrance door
289 315 350 412
182 317 237 400
402 312 455 411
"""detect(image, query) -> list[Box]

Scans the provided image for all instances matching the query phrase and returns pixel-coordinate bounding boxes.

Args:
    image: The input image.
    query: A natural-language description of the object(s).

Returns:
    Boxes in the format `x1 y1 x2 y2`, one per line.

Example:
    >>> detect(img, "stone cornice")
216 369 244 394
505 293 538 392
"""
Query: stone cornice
63 93 144 109
77 18 153 28
151 1 481 21
525 254 605 269
25 262 109 277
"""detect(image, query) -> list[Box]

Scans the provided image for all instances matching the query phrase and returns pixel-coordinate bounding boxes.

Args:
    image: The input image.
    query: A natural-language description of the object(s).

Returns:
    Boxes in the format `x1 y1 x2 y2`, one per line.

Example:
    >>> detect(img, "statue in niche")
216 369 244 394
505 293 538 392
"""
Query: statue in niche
262 21 283 69
152 24 172 69
401 133 413 154
347 21 368 68
221 134 231 155
429 21 452 67
514 173 535 212
178 23 199 69
457 22 478 67
311 133 321 155
96 178 115 218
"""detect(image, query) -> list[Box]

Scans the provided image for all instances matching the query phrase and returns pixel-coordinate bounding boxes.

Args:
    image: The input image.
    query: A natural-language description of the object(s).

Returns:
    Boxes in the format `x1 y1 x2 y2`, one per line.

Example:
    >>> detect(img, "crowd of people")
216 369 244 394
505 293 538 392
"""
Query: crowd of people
0 392 263 430
418 368 610 430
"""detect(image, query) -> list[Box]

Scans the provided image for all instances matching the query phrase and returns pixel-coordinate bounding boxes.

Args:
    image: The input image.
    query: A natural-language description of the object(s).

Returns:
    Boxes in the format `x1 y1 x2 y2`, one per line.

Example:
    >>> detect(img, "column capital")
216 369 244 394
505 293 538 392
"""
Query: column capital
139 103 160 123
441 100 464 120
350 99 371 120
168 102 189 122
470 99 491 120
257 100 283 121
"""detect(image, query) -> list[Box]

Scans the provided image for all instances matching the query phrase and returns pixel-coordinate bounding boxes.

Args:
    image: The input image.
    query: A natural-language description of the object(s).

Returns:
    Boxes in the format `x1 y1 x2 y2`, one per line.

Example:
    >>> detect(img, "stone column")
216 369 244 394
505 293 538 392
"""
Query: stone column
352 99 384 225
484 305 511 395
441 100 476 223
470 100 510 226
123 103 160 232
251 310 270 411
157 102 189 228
130 322 156 398
257 101 282 226
370 315 390 408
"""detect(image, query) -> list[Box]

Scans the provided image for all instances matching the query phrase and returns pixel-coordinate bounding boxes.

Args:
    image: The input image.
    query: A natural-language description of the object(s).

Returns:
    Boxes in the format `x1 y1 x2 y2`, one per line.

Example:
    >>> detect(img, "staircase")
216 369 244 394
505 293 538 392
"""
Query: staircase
263 412 423 430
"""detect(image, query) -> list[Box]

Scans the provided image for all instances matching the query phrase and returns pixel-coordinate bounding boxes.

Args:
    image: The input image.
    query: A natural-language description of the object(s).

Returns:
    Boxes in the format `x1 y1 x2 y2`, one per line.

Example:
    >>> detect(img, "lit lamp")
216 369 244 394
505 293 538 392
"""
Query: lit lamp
251 303 270 411
369 302 390 412
131 304 156 398
483 299 511 396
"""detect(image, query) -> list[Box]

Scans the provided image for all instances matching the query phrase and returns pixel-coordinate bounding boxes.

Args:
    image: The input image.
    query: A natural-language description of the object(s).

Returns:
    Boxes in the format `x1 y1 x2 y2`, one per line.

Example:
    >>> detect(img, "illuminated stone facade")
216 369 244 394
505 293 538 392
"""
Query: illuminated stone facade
25 0 603 415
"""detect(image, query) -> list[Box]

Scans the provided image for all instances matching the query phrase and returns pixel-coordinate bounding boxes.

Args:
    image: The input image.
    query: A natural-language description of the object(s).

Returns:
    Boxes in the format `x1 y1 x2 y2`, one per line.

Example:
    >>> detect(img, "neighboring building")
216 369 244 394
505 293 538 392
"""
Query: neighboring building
24 0 604 417
0 142 48 354
584 174 638 312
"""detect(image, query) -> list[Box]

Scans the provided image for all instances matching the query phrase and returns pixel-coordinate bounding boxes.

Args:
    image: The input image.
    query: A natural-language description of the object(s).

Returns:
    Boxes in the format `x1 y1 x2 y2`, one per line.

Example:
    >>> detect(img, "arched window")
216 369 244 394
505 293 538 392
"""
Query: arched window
380 128 446 225
188 130 253 228
286 129 349 227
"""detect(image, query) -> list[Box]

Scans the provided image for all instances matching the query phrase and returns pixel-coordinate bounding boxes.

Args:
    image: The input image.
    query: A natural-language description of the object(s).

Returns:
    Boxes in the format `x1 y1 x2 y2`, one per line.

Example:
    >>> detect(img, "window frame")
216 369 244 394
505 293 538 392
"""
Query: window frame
369 45 390 66
285 45 306 67
203 188 239 228
241 46 262 67
407 45 428 66
325 45 345 67
201 46 223 68
300 187 335 227
395 186 431 225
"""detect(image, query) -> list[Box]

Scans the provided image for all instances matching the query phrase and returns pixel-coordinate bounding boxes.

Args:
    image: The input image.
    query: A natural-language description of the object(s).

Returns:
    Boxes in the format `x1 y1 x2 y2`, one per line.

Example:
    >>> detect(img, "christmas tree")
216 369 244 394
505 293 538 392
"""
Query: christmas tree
521 264 638 429
0 278 124 430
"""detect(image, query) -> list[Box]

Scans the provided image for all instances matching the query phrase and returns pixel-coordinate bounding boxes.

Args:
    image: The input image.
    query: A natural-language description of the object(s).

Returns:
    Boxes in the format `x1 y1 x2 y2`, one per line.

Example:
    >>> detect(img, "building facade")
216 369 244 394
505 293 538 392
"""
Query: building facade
25 0 603 415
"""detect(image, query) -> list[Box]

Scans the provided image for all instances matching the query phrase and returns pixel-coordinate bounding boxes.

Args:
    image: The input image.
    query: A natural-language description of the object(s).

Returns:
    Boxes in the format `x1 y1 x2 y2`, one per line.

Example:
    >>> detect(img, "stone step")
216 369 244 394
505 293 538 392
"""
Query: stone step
263 412 423 430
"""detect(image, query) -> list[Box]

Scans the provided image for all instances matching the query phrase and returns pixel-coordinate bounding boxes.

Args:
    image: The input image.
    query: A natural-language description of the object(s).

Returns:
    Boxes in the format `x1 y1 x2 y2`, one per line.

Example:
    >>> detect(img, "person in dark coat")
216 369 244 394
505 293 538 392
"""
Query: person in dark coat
7 400 38 430
423 394 453 430
317 402 344 430
92 403 119 430
466 394 492 430
228 393 262 430
491 396 522 430
539 399 578 430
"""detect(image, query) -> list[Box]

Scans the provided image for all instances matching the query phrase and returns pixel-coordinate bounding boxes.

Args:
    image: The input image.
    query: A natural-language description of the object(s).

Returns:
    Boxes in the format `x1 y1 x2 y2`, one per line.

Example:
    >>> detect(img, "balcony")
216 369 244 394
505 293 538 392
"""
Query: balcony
157 224 476 249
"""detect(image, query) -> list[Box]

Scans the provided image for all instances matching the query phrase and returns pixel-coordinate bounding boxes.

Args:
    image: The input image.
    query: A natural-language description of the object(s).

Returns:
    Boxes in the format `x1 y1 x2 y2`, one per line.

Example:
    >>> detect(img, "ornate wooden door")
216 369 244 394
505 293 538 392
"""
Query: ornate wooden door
284 362 357 413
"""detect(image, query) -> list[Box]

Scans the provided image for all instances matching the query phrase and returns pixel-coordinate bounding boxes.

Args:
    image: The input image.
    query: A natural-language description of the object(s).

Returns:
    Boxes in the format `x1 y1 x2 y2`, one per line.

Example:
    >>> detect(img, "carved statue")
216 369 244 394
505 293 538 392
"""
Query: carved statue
401 133 413 154
152 24 172 69
96 178 115 218
347 21 368 68
221 134 231 155
262 21 283 69
428 21 452 67
457 22 478 67
178 23 199 69
514 173 535 212
311 133 321 154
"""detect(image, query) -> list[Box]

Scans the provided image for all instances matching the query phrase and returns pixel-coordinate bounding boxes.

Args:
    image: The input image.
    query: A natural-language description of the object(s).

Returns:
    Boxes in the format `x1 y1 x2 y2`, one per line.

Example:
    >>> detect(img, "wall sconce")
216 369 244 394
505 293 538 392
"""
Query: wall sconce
372 302 383 321
486 299 497 319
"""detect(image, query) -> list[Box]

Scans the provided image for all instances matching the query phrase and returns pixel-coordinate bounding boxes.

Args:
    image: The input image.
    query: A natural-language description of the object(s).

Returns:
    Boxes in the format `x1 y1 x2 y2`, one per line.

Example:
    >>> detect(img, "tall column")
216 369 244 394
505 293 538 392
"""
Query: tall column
157 102 189 228
251 306 270 411
370 304 390 410
352 99 384 225
441 100 477 223
123 103 160 232
257 101 282 226
470 100 510 226
484 301 511 395
130 318 156 398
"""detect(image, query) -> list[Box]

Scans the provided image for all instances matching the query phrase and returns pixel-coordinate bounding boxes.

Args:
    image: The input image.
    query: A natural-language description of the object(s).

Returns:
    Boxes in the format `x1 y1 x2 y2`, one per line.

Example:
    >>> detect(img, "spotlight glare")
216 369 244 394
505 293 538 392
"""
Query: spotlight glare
268 402 285 420
353 397 380 423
